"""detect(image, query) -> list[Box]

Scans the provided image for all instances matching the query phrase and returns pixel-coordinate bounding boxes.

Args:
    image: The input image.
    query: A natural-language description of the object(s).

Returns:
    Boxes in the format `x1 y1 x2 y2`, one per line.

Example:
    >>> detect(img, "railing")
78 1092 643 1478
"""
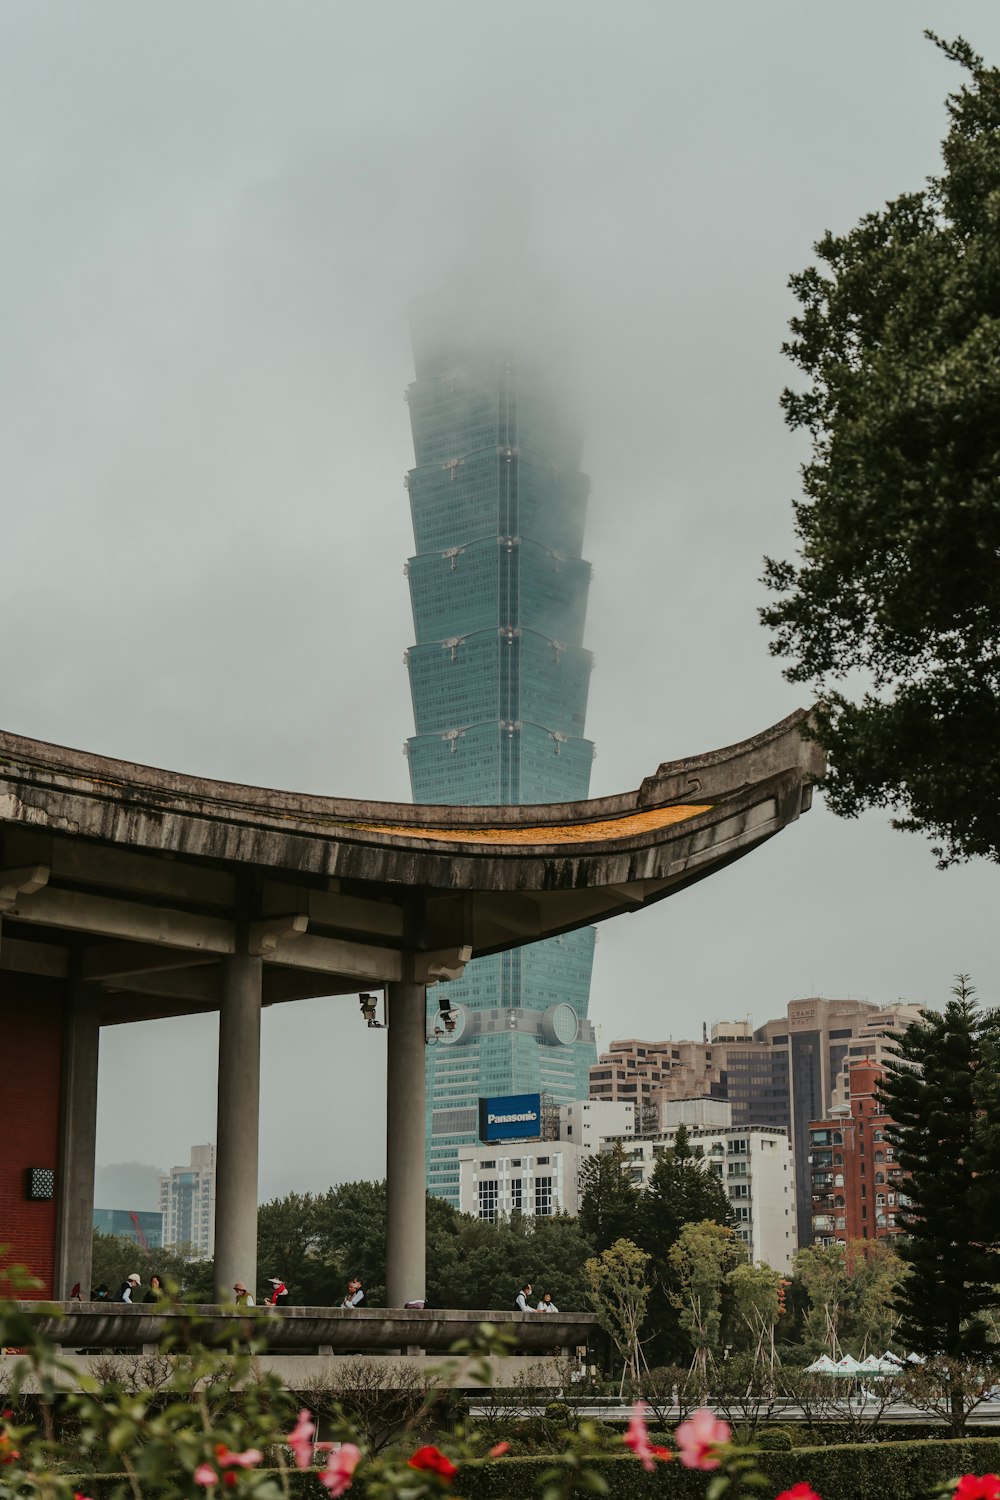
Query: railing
10 1303 599 1354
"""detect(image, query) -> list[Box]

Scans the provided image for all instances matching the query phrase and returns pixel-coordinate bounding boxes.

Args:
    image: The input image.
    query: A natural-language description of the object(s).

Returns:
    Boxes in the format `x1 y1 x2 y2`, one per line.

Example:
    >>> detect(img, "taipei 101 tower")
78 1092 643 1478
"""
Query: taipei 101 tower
402 282 598 1205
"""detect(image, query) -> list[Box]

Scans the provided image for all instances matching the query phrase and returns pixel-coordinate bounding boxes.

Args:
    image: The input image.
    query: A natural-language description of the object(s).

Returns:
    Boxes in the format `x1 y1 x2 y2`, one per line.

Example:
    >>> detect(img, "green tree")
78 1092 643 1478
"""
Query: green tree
761 34 1000 865
667 1220 746 1385
429 1211 591 1313
583 1237 650 1385
89 1232 214 1301
728 1261 783 1370
879 984 1000 1360
577 1141 641 1253
634 1129 733 1363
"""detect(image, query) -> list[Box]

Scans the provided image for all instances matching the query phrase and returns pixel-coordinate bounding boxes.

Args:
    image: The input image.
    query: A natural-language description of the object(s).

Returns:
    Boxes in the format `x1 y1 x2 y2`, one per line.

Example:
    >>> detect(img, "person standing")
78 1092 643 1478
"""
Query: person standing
341 1278 365 1308
116 1274 142 1303
514 1283 533 1311
233 1282 255 1307
535 1292 559 1312
144 1274 166 1303
265 1276 289 1307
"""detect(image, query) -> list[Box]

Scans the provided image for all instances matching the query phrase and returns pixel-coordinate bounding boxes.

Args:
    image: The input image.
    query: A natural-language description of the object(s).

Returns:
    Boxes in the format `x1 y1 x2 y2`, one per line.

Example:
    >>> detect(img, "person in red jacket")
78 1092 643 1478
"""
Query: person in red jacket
265 1276 289 1307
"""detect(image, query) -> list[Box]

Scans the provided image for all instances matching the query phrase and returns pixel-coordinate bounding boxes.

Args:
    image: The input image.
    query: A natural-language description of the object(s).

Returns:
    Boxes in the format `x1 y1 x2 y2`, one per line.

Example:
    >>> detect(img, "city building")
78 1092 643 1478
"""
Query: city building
809 1060 907 1247
92 1207 163 1249
402 285 598 1205
458 1097 634 1219
594 999 924 1246
158 1145 215 1259
603 1099 796 1272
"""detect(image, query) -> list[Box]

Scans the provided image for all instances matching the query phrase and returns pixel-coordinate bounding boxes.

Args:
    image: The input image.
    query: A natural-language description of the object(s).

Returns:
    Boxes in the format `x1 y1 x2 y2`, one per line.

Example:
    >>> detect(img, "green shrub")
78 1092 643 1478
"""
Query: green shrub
757 1426 794 1451
67 1439 1000 1500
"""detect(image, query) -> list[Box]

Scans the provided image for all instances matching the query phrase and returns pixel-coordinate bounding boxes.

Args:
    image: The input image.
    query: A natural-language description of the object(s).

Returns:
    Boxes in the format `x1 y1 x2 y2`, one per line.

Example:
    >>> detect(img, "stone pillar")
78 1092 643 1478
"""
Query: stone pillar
54 983 101 1300
385 979 427 1308
214 933 262 1303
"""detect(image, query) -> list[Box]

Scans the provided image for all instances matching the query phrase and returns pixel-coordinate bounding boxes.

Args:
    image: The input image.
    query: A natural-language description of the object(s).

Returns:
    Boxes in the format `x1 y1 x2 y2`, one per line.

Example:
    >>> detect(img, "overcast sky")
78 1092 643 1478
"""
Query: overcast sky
3 1 998 1206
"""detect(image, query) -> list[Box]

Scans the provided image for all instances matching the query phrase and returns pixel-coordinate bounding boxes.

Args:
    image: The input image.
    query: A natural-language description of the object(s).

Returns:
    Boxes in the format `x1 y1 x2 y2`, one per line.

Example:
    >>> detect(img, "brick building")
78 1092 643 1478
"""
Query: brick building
808 1060 907 1246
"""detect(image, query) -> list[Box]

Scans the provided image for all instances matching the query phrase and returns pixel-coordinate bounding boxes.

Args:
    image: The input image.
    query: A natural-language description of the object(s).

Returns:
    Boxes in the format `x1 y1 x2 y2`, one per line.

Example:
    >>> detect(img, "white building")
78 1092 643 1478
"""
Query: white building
603 1099 796 1272
158 1143 216 1258
458 1099 634 1221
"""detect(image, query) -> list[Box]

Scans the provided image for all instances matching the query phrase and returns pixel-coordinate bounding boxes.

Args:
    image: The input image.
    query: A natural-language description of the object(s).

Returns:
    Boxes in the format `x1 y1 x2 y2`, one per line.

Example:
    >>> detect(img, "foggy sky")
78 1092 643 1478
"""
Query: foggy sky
2 1 998 1206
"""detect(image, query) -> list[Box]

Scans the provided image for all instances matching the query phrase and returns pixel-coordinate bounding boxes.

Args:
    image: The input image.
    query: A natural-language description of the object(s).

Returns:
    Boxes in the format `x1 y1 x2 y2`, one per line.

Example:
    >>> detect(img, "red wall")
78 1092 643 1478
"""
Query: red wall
0 986 63 1299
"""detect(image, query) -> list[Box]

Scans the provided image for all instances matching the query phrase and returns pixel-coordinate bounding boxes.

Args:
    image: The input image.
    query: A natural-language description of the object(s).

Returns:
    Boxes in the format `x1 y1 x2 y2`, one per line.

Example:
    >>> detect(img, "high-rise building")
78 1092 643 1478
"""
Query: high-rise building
594 999 925 1247
402 285 598 1204
158 1144 215 1259
603 1099 796 1272
92 1207 164 1250
809 1060 908 1247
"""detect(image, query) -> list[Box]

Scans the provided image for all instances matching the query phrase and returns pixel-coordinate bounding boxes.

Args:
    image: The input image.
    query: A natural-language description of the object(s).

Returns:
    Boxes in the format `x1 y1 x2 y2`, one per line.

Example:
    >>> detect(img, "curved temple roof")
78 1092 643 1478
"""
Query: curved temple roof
0 711 822 1023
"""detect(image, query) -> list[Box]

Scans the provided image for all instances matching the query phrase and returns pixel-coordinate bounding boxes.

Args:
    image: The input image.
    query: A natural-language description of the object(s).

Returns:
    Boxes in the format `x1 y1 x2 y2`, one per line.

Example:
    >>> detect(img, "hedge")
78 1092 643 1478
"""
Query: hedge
63 1437 1000 1500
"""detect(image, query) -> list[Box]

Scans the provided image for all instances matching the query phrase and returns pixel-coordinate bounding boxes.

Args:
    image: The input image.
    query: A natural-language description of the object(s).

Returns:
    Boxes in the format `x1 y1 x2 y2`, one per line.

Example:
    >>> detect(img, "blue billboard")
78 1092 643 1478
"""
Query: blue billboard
479 1093 542 1143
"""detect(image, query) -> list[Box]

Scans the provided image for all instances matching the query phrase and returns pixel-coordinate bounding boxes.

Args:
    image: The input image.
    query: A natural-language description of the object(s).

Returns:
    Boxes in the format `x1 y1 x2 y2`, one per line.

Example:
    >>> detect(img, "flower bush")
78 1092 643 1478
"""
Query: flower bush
1 1273 999 1500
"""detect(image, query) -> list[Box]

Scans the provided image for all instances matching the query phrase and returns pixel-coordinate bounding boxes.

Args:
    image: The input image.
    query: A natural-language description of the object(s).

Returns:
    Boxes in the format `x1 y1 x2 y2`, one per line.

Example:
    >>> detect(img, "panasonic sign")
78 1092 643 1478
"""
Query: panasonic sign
478 1092 542 1143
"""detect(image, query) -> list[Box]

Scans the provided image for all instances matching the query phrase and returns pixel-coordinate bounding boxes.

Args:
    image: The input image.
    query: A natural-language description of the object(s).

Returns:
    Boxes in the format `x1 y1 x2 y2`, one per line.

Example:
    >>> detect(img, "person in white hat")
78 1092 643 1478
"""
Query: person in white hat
116 1273 142 1303
265 1276 288 1307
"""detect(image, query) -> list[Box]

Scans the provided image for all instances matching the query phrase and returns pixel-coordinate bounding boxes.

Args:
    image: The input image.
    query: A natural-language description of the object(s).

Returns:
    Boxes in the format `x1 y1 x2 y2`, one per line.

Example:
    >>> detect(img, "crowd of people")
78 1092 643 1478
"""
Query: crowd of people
78 1272 558 1312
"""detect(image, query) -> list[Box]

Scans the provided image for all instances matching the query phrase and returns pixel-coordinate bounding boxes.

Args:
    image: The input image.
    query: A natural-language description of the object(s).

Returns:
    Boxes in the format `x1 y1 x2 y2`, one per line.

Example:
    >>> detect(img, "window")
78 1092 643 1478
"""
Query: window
537 1157 550 1166
478 1181 498 1223
481 1160 495 1169
535 1177 553 1216
511 1179 522 1211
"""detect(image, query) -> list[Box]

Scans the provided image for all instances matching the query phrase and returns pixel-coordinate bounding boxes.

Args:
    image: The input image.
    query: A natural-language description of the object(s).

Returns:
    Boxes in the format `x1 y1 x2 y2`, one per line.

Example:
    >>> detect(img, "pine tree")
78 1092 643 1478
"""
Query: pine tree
879 981 1000 1358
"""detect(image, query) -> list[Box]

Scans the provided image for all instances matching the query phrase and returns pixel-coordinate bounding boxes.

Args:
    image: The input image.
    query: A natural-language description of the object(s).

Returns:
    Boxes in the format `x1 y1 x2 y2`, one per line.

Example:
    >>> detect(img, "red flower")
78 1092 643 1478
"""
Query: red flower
955 1478 1000 1500
408 1445 458 1482
776 1486 823 1500
223 1474 237 1489
488 1442 511 1458
214 1445 262 1470
0 1435 20 1466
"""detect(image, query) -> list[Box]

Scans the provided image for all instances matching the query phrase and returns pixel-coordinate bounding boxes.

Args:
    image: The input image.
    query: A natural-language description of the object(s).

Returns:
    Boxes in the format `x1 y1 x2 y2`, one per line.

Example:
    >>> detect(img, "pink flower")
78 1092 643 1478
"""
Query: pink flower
776 1486 823 1500
287 1410 316 1470
675 1407 731 1471
623 1402 673 1473
488 1441 511 1458
194 1464 218 1487
214 1445 262 1470
955 1479 1000 1500
319 1443 361 1497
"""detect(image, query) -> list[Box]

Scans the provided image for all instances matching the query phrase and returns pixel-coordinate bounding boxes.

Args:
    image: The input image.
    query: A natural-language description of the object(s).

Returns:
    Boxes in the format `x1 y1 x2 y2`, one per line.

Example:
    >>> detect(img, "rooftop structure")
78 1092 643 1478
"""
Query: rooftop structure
0 708 819 1306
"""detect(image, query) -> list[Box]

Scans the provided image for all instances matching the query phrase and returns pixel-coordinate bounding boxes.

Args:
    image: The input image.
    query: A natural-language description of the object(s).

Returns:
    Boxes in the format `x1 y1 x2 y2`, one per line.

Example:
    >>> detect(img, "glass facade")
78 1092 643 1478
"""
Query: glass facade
403 291 598 1204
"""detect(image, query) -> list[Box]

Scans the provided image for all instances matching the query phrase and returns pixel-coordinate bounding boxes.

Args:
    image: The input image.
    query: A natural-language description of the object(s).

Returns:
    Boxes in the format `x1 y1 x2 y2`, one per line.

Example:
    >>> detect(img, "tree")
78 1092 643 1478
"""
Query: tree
634 1131 733 1363
90 1231 214 1301
582 1238 650 1386
667 1220 746 1386
879 983 1000 1361
793 1239 908 1358
728 1261 783 1371
577 1142 641 1253
761 34 1000 865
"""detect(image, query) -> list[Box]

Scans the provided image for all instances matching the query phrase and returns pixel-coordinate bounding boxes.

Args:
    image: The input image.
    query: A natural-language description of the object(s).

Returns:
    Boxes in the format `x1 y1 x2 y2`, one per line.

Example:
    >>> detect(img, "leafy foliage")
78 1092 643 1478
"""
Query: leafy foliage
761 34 1000 864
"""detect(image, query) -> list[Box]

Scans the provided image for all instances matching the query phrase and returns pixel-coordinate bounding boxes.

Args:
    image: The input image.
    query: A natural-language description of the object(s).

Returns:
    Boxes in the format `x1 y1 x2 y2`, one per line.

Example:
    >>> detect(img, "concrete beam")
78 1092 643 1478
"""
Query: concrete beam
81 942 221 982
262 930 403 982
3 828 235 906
5 886 234 953
100 966 222 1002
415 944 472 984
0 935 69 978
263 881 405 939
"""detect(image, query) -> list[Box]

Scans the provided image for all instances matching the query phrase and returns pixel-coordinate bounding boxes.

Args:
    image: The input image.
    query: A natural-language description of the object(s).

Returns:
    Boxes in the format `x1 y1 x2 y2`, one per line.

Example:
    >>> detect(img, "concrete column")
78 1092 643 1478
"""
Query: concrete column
385 979 427 1308
214 935 262 1302
54 983 101 1300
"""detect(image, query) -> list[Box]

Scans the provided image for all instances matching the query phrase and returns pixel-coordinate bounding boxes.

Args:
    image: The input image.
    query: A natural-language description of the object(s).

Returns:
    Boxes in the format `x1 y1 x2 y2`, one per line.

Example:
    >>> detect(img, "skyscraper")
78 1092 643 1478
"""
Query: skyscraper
402 285 598 1205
